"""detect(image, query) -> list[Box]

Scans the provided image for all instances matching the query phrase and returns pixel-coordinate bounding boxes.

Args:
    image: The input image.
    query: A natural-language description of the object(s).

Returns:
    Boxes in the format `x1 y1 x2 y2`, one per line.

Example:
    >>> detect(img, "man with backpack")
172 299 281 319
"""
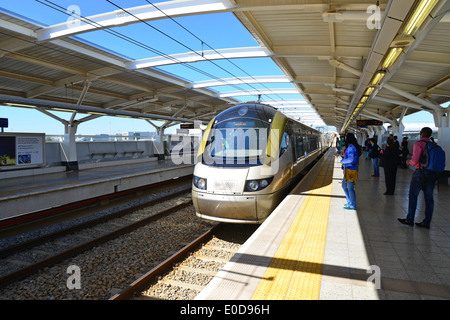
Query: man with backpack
398 127 446 228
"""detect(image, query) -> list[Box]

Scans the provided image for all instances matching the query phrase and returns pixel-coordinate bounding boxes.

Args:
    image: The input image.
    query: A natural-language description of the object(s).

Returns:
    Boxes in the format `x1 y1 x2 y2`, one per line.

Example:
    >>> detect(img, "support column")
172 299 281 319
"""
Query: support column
145 120 166 160
435 110 450 185
374 126 384 146
391 121 404 139
61 122 79 171
356 132 364 146
366 126 375 138
154 126 165 160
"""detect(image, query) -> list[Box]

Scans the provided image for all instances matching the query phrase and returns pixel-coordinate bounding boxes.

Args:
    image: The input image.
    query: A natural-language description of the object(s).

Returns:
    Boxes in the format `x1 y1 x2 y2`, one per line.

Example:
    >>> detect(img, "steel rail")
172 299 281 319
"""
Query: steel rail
0 187 191 258
109 223 222 300
0 200 192 288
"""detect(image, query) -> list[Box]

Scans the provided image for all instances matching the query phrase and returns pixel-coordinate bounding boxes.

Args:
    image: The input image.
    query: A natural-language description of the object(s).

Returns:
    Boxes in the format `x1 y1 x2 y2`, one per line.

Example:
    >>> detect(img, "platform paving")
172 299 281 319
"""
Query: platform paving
197 149 450 300
322 153 450 299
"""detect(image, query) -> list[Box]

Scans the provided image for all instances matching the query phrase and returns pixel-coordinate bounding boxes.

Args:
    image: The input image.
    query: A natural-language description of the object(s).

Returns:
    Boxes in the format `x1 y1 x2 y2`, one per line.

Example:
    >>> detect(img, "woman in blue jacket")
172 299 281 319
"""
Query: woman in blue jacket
341 133 361 210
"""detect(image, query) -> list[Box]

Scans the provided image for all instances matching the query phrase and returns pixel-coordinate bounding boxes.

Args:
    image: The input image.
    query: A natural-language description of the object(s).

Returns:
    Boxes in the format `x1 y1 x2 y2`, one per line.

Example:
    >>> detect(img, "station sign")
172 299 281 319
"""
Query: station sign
180 123 195 129
0 133 45 170
0 118 8 128
357 120 383 127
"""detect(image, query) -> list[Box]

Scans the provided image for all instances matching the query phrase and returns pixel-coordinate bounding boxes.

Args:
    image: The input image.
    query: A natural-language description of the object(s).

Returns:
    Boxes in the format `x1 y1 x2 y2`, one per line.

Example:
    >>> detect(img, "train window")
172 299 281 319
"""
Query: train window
295 135 304 160
309 137 318 151
203 117 271 167
279 131 289 157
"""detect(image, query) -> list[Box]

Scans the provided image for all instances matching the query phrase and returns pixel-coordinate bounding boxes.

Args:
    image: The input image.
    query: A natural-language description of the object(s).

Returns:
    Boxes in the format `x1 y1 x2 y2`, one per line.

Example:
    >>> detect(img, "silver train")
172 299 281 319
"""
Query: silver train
192 103 330 224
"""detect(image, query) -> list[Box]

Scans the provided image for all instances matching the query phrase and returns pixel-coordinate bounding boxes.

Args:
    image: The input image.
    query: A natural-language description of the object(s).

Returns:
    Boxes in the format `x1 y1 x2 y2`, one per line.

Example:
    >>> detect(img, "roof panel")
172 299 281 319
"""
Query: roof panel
0 76 39 93
334 21 377 48
252 11 330 46
1 1 449 131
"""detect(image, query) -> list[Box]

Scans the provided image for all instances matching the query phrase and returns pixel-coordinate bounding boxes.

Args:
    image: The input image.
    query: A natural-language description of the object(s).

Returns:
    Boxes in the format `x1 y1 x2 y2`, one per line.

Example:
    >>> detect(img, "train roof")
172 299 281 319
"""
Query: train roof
216 103 322 134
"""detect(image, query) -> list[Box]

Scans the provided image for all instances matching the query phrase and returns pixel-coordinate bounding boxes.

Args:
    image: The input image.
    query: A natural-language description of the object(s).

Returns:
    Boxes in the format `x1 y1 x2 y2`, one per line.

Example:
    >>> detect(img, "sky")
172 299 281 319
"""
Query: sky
0 0 443 136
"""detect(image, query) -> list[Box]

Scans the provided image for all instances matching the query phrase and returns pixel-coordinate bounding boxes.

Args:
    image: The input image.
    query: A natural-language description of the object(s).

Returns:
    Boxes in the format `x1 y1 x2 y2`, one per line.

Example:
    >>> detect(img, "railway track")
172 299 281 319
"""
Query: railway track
111 224 258 300
0 189 218 299
0 196 191 287
0 188 191 260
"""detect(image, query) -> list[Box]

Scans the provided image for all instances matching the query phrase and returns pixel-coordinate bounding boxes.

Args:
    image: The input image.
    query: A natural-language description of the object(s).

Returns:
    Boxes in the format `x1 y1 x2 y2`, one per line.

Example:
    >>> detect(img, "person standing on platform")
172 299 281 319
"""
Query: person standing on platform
369 138 380 177
340 132 361 210
393 136 400 149
382 136 398 195
339 136 345 154
393 136 401 166
398 127 438 228
400 137 409 168
364 137 371 159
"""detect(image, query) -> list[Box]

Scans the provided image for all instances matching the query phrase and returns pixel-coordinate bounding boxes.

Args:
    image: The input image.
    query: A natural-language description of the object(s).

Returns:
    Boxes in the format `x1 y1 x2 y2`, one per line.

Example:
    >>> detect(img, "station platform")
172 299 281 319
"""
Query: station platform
0 159 193 225
196 148 450 300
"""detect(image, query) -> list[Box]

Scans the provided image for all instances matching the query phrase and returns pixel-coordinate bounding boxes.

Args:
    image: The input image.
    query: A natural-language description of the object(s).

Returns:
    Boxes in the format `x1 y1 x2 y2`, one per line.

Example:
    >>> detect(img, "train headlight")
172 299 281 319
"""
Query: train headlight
245 177 273 192
193 176 207 190
260 179 269 188
248 180 259 191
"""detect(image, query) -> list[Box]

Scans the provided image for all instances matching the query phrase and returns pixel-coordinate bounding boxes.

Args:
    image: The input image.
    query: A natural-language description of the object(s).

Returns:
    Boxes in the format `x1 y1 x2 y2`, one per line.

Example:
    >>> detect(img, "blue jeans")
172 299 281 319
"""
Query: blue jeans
342 178 356 209
372 158 379 176
406 170 438 226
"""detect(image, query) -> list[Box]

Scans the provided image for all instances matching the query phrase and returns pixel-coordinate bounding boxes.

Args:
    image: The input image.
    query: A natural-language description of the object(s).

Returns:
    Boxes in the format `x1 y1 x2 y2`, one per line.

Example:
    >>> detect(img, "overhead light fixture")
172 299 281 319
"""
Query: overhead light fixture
115 114 133 118
391 34 415 47
382 47 403 69
364 87 375 96
5 102 36 108
50 107 74 112
403 0 439 35
360 96 369 104
371 71 386 85
87 111 108 116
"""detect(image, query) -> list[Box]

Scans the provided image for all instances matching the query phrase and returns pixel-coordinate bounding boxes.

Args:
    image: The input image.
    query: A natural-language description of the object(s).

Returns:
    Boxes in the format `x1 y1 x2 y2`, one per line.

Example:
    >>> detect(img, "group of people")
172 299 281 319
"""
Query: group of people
338 127 438 228
364 134 408 195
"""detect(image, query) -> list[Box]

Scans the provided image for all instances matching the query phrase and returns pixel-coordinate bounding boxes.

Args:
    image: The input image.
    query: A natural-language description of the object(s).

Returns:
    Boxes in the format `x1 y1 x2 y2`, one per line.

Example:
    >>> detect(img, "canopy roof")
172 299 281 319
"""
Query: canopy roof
0 0 449 132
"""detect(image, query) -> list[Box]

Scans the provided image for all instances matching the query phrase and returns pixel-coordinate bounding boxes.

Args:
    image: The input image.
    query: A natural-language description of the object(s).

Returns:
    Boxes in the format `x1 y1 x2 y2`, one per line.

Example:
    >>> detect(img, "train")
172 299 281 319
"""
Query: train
191 102 330 224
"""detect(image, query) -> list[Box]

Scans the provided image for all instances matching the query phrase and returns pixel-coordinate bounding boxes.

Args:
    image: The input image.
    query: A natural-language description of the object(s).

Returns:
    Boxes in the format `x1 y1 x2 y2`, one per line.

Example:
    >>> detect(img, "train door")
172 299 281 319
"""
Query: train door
288 123 296 164
279 125 293 180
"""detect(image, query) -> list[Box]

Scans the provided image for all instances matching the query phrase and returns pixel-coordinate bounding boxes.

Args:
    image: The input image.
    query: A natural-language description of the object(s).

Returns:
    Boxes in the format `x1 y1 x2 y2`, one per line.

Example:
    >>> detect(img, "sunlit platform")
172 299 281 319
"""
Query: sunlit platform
196 148 450 300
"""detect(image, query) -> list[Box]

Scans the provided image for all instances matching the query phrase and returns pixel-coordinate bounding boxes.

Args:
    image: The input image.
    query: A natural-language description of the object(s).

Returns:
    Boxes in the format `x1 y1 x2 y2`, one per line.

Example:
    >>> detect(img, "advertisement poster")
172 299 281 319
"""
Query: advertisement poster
0 136 16 166
0 133 45 169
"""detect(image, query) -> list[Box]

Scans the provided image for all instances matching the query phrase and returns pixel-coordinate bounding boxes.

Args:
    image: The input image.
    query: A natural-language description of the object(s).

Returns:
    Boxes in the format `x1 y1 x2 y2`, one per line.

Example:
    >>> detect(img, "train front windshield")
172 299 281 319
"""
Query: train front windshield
203 106 273 167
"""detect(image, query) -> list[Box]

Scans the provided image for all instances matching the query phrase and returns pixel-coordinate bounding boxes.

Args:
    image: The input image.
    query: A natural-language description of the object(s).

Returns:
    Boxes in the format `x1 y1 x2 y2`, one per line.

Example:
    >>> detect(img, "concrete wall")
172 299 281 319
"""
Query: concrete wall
45 140 164 165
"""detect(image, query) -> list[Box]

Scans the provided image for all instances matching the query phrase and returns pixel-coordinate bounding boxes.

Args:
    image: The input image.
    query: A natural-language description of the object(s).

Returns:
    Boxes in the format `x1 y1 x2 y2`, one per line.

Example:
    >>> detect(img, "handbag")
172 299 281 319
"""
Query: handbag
344 168 358 182
378 152 385 167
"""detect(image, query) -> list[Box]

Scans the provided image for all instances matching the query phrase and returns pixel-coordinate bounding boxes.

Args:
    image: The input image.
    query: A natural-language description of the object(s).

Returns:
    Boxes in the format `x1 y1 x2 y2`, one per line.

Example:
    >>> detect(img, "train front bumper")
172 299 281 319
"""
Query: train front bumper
192 190 280 224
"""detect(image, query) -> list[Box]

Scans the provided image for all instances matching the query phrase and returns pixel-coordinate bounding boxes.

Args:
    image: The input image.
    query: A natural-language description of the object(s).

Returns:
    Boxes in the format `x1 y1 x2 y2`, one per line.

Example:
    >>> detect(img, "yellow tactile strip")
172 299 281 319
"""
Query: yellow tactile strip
251 156 334 300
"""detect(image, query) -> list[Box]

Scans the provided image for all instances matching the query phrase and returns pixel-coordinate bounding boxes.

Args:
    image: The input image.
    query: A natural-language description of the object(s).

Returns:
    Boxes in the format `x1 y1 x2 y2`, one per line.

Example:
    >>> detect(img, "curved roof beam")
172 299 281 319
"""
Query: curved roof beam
190 75 290 89
36 0 236 41
126 45 376 70
218 88 300 98
127 47 270 69
35 0 387 42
